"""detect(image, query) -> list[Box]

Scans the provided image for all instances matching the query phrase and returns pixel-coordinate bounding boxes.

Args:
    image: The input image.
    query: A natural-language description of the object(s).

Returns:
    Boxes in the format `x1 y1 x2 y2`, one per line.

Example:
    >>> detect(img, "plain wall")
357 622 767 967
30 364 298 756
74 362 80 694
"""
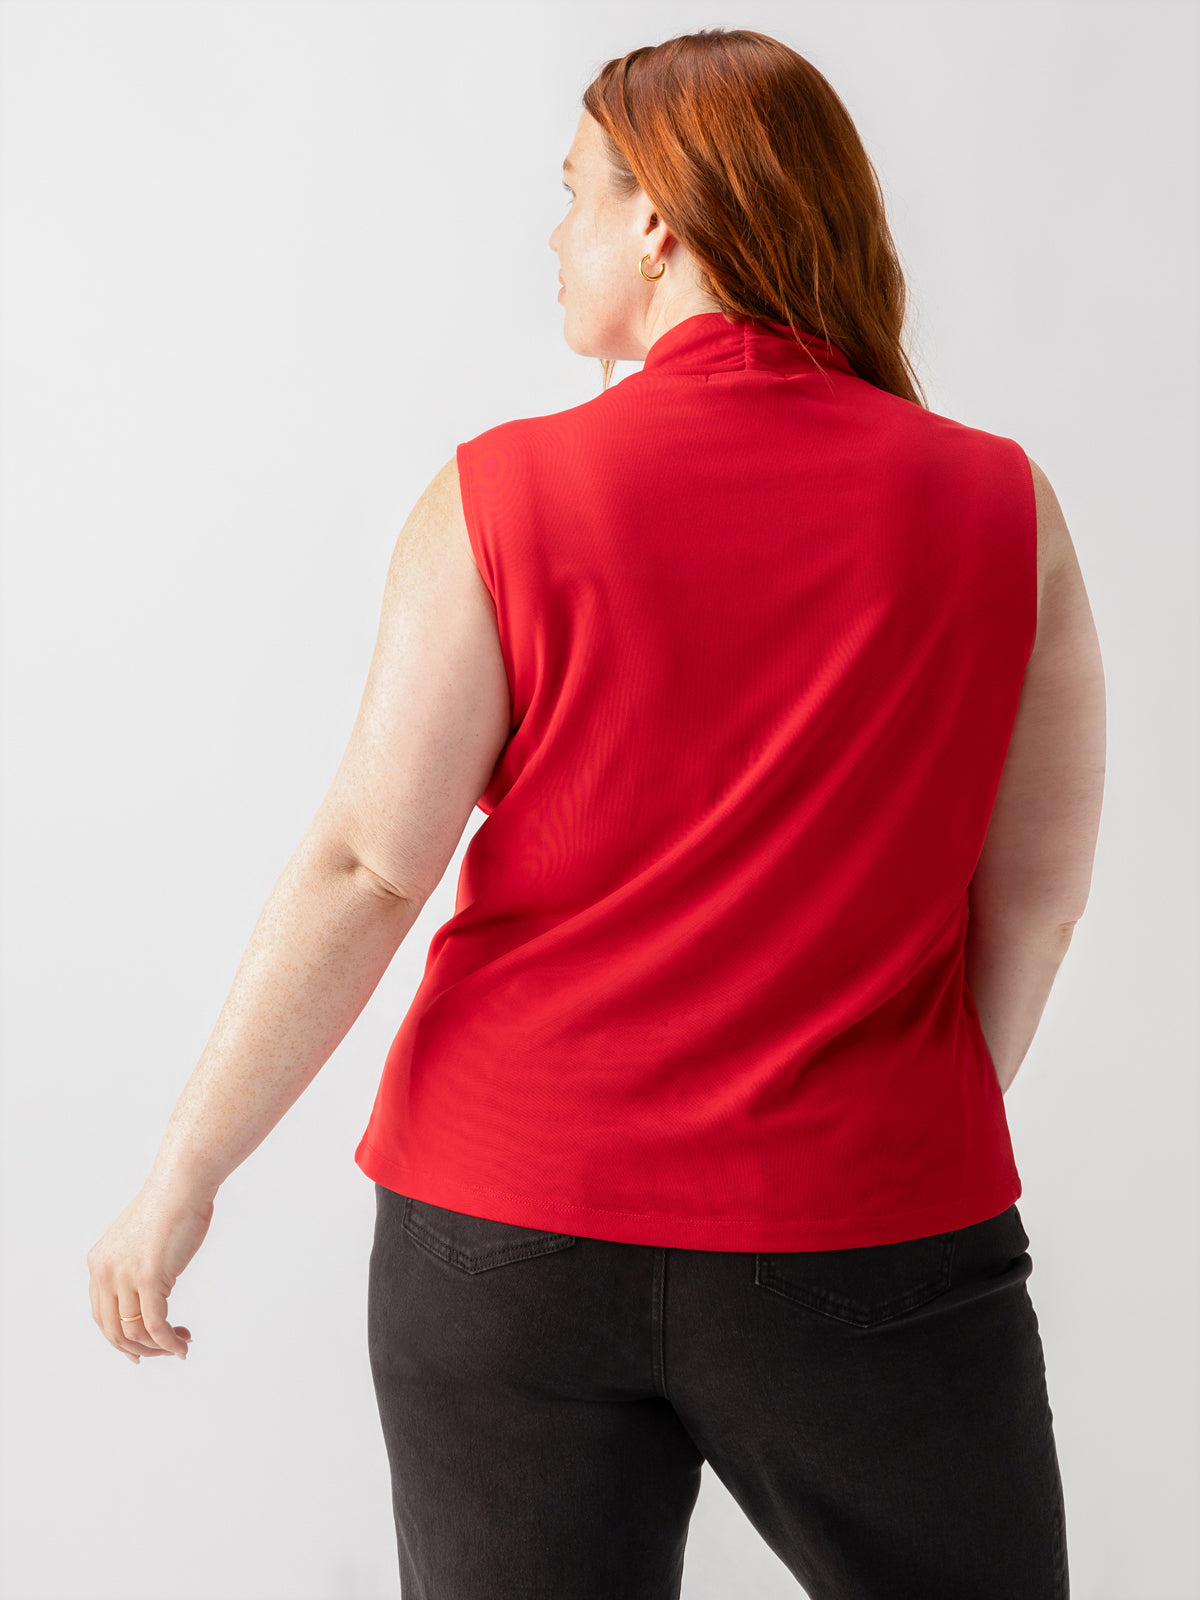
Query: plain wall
1 2 1196 1597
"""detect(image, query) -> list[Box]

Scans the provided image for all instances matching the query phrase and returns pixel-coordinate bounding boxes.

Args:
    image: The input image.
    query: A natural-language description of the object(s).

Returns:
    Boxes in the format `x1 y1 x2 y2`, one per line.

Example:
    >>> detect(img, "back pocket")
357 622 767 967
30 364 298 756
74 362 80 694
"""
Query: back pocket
400 1195 577 1274
755 1227 957 1328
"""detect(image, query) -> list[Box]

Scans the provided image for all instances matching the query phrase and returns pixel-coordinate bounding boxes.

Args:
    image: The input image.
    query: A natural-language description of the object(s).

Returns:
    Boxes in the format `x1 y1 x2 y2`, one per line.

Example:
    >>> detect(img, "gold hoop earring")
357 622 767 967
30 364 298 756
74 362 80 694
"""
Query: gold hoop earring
639 253 665 282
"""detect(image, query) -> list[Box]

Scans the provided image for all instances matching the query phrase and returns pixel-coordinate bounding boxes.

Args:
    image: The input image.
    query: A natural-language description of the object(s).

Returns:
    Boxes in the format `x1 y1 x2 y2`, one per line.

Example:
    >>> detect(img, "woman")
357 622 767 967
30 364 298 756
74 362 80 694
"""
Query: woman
87 27 1103 1600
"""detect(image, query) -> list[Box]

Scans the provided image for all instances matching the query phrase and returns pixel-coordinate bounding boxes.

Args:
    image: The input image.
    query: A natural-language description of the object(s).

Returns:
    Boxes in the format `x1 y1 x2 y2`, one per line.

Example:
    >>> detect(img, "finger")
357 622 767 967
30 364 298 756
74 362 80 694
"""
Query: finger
91 1264 155 1361
91 1278 139 1361
125 1318 168 1355
104 1297 159 1361
126 1329 173 1356
109 1313 189 1358
118 1306 191 1353
108 1309 154 1359
91 1271 138 1357
133 1286 189 1356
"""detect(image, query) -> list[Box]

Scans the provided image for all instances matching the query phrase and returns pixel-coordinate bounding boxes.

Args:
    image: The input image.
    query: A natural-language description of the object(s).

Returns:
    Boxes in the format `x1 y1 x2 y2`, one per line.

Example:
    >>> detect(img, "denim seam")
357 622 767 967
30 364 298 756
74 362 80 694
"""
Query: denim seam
400 1197 576 1272
753 1231 957 1327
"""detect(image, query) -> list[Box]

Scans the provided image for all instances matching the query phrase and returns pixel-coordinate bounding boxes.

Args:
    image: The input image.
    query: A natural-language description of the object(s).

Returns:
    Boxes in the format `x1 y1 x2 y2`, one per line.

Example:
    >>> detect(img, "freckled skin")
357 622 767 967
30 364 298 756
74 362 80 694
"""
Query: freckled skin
549 109 726 364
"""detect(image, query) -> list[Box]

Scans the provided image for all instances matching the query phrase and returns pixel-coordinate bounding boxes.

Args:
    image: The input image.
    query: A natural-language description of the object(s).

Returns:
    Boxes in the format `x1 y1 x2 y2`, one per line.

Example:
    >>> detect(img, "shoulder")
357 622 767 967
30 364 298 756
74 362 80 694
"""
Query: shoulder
913 417 1069 613
1023 453 1074 608
457 388 632 477
861 393 1031 497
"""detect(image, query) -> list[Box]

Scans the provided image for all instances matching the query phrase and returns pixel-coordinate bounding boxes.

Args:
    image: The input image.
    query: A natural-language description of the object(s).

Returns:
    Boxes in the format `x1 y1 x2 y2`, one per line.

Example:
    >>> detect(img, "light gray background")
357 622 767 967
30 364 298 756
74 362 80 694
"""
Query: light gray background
1 2 1196 1597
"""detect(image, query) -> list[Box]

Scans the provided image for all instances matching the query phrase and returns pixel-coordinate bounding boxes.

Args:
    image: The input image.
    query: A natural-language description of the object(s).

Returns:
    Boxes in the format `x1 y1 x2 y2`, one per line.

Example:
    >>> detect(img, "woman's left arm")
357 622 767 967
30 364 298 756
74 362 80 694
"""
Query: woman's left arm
87 455 512 1364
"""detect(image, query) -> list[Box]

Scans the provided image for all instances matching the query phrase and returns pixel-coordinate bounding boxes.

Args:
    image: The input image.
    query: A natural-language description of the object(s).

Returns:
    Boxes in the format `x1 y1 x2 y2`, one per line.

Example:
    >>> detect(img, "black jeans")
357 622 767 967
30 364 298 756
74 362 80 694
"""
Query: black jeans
367 1183 1069 1599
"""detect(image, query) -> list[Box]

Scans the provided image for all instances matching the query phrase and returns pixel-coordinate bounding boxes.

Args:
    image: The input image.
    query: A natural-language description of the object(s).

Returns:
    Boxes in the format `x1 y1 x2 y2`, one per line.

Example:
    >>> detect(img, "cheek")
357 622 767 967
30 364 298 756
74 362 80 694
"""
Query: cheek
575 215 620 269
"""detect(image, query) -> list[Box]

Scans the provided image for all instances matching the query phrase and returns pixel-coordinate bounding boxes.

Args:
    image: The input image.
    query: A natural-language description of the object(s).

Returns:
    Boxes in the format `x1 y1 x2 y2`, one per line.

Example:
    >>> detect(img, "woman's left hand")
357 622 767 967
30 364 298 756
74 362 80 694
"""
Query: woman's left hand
87 1178 213 1364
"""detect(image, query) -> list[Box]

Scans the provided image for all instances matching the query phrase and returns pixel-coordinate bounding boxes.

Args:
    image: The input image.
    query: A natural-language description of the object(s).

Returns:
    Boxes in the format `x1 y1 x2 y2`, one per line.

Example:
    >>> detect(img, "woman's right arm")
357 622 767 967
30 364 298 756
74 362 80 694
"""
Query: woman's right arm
964 456 1107 1093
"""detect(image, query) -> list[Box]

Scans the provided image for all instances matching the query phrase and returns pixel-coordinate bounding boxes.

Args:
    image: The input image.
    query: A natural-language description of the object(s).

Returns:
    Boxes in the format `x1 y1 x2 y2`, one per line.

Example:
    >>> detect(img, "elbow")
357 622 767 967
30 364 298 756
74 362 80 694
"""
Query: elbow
357 864 425 912
1057 885 1094 931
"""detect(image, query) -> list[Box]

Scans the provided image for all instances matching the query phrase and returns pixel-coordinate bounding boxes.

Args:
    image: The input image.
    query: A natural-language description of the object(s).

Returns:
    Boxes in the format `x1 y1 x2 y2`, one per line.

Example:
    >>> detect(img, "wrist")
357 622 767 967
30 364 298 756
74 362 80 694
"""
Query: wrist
144 1156 221 1208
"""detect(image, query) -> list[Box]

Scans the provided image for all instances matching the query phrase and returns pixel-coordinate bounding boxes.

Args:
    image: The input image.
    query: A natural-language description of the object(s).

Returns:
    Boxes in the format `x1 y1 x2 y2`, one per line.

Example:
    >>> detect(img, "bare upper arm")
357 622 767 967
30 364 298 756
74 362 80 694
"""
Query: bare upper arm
305 456 511 905
969 454 1107 925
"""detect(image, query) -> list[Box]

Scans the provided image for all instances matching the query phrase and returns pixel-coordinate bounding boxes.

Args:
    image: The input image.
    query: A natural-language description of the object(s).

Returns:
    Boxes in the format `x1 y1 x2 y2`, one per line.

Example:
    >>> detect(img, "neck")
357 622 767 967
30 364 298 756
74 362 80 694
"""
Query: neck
640 289 726 355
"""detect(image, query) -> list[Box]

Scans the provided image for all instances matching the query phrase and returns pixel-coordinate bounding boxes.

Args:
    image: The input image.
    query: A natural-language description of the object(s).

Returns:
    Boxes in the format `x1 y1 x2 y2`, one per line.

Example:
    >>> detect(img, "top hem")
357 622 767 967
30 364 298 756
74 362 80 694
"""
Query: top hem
355 1136 1021 1252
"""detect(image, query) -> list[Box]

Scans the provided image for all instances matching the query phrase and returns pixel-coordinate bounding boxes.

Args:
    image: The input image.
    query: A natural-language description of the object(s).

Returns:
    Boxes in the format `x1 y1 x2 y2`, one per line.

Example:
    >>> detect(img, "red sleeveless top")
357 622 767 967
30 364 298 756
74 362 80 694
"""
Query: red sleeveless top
355 311 1035 1250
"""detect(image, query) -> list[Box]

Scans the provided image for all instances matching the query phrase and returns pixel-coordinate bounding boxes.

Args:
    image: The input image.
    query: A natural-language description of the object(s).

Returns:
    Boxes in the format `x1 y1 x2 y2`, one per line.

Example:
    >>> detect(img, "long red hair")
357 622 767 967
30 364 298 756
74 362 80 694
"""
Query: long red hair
582 28 928 406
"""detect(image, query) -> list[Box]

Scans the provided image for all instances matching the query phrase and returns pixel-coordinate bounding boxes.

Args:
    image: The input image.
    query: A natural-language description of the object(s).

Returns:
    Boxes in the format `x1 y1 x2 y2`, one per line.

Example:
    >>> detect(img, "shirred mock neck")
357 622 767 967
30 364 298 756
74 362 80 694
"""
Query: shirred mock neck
639 310 855 377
